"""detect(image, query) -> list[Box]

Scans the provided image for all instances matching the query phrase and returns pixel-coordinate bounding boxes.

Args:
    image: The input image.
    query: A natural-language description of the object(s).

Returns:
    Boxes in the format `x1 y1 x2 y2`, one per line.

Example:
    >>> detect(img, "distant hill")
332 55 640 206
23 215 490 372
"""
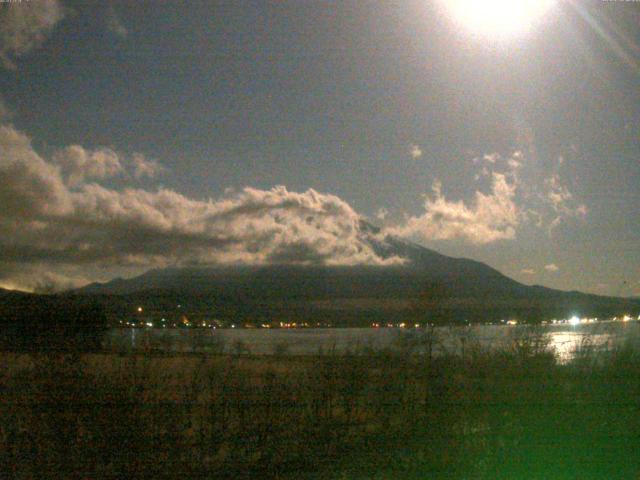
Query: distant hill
0 287 36 300
76 235 640 326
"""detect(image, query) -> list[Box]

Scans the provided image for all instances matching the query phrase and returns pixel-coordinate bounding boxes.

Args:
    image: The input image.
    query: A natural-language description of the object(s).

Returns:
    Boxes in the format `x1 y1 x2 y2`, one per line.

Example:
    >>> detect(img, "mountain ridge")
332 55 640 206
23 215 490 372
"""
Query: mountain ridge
75 235 640 325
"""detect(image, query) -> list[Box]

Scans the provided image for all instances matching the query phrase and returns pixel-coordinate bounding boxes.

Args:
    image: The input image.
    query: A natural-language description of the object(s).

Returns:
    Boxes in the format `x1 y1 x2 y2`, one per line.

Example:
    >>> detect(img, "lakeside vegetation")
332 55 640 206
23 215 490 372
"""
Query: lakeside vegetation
2 330 640 479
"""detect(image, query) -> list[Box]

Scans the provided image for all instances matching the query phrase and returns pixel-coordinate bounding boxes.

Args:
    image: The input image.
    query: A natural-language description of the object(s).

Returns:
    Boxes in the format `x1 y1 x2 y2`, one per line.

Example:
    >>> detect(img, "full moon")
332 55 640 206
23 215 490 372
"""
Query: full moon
445 0 555 37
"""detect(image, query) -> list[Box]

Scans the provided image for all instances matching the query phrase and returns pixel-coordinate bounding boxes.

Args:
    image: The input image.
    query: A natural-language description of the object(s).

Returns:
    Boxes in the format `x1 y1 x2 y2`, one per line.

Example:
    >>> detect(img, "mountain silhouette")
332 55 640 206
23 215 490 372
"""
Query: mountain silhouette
76 231 640 325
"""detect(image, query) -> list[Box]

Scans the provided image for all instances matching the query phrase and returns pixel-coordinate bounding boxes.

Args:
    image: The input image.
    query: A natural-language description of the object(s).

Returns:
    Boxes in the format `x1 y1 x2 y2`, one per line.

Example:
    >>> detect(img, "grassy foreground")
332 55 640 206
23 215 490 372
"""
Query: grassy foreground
2 333 640 479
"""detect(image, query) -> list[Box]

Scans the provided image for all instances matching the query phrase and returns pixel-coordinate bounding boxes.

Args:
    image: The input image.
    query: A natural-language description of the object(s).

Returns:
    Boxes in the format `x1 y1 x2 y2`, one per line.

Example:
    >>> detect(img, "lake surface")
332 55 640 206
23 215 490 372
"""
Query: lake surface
105 321 640 363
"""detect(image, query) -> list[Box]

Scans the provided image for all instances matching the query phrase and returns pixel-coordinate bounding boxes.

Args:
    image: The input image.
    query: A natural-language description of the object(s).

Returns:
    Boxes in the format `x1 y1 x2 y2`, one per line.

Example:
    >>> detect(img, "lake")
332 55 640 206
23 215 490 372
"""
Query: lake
105 320 640 363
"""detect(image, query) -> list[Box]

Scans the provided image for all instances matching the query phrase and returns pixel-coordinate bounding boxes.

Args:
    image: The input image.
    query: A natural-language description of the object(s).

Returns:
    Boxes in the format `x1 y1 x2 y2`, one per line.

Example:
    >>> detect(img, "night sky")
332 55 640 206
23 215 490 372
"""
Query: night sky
0 0 638 296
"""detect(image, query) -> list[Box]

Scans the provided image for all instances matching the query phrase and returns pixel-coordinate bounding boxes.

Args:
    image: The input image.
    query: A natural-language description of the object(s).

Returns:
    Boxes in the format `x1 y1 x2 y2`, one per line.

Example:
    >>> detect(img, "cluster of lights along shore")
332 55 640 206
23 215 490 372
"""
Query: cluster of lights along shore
120 305 640 329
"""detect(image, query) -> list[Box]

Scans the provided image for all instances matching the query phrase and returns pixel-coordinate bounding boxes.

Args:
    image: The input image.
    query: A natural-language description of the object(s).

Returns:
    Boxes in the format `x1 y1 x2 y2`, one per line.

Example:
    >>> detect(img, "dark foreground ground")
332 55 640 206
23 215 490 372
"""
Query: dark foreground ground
2 333 640 479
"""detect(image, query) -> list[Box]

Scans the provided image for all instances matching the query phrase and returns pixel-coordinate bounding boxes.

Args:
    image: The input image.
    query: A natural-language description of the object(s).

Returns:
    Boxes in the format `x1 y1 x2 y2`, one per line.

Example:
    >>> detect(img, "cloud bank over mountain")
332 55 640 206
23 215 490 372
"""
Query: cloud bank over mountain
0 125 403 291
0 126 586 292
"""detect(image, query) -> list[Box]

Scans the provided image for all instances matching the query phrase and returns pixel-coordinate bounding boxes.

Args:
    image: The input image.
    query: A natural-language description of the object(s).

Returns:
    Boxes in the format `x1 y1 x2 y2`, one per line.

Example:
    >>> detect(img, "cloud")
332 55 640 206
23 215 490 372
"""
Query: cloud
410 144 422 159
474 166 490 181
53 145 124 186
544 263 559 272
0 266 89 294
0 125 72 218
0 125 402 291
0 133 593 292
472 152 503 166
52 146 164 186
507 157 522 170
544 173 588 233
132 154 165 179
468 151 588 236
0 0 64 69
521 268 536 275
105 6 128 38
391 172 519 245
375 208 388 221
482 153 498 164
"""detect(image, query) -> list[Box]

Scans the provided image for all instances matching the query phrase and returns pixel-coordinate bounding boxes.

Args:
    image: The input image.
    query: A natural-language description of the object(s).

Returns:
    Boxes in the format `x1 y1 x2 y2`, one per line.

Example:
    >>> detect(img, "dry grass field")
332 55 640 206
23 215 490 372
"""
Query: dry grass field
2 334 640 479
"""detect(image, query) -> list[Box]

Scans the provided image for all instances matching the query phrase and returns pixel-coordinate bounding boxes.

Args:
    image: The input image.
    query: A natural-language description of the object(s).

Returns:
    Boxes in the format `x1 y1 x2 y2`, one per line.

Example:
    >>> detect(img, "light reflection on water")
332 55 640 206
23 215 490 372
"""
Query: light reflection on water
106 321 640 363
548 332 611 364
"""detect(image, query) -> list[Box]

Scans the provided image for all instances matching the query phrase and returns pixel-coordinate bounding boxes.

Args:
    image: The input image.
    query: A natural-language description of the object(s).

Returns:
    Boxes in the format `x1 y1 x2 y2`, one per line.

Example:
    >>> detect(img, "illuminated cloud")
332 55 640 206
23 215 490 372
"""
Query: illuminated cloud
544 263 559 272
132 154 165 179
521 268 536 275
470 151 587 237
0 125 72 218
0 125 401 291
53 145 124 186
52 147 162 185
544 173 588 233
482 153 498 164
0 130 593 291
474 152 521 181
391 172 518 245
0 267 89 294
474 166 490 181
410 144 423 159
0 0 64 69
375 208 388 221
507 157 522 170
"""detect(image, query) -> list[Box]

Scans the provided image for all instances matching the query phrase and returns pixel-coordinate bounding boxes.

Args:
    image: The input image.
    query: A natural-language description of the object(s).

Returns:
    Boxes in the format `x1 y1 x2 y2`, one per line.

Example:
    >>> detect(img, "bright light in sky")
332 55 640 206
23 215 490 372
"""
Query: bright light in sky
445 0 555 37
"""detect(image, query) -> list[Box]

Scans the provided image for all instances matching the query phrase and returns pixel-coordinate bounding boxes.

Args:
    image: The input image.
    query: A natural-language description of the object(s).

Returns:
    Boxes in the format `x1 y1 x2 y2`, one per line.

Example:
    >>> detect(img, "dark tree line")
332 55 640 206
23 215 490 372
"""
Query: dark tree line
0 295 108 352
